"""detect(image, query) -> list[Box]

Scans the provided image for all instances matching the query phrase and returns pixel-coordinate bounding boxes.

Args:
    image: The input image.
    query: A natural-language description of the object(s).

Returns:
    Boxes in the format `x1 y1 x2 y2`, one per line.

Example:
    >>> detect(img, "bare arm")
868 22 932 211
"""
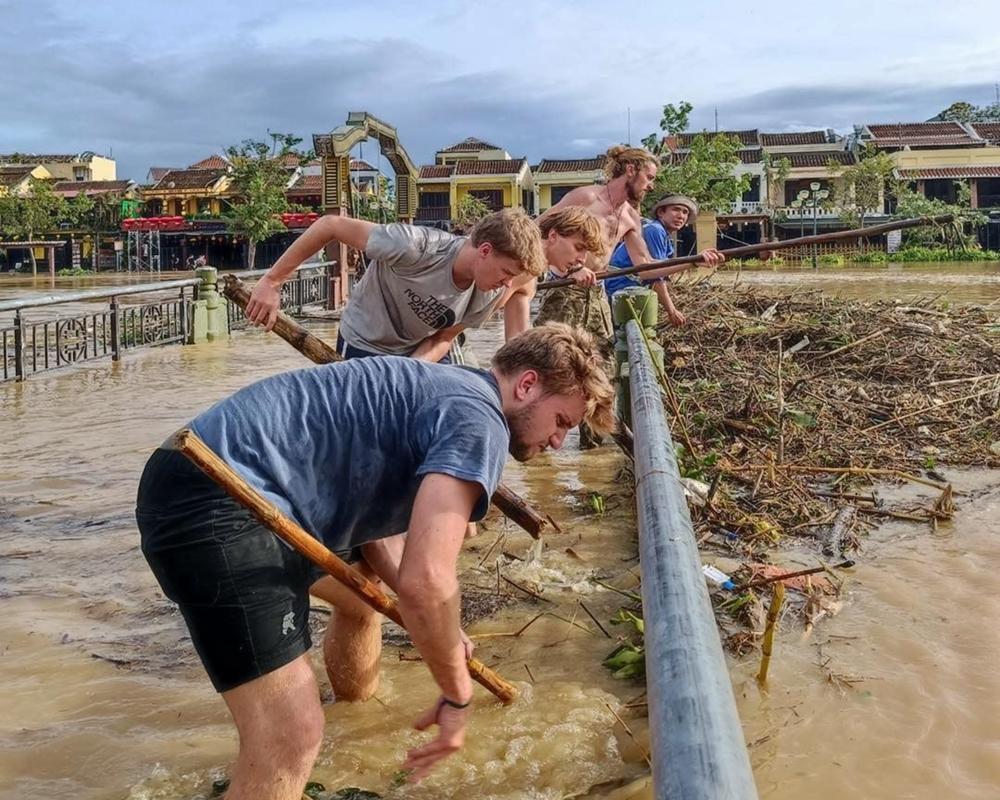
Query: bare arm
397 473 480 780
246 215 378 330
410 324 464 363
495 273 536 340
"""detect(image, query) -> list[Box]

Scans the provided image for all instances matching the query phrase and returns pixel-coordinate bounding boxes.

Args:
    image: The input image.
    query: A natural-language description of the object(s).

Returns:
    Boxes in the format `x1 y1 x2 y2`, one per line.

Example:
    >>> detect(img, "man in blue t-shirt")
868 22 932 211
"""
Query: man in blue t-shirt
604 193 725 326
136 323 613 796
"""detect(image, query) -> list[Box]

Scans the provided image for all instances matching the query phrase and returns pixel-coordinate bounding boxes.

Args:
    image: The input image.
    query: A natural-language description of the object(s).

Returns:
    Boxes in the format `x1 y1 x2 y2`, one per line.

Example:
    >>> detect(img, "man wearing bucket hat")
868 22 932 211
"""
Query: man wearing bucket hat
603 192 725 326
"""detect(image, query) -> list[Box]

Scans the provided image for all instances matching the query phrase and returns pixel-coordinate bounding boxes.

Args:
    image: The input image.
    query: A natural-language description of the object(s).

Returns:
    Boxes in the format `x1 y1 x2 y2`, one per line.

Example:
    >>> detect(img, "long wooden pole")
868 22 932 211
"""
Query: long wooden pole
537 214 955 289
170 428 518 705
221 274 549 539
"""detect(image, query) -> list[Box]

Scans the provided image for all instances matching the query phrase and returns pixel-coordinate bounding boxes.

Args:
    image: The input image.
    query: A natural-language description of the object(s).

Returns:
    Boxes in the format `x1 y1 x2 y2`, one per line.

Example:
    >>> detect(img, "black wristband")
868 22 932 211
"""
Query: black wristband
439 696 471 710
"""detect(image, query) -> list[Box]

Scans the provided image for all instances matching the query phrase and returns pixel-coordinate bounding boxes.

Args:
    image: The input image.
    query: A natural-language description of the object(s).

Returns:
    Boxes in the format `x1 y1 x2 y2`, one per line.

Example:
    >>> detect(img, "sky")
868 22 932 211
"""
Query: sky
3 0 999 182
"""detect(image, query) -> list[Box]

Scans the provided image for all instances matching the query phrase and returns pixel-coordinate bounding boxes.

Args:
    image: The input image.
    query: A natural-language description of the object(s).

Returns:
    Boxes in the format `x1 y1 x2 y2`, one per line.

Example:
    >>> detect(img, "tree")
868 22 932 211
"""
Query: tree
893 181 987 250
762 153 792 215
0 179 65 273
641 101 693 154
453 194 491 233
930 100 1000 123
353 175 397 223
651 132 751 215
224 132 310 269
829 148 897 234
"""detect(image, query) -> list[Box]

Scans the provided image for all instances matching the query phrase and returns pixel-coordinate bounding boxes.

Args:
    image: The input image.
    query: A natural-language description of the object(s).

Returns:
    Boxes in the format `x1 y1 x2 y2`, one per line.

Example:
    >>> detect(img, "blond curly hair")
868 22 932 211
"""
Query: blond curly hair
604 145 658 180
492 322 615 436
537 207 608 259
471 209 546 277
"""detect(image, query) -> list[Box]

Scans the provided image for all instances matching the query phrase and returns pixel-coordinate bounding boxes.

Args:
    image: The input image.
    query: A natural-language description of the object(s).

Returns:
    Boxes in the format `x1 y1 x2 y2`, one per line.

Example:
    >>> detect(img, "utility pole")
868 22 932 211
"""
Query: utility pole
627 107 631 145
714 107 719 132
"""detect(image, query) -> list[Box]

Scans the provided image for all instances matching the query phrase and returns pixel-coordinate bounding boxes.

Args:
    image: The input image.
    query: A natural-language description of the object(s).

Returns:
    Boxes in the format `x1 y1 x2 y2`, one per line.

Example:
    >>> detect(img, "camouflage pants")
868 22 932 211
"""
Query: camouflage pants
534 284 615 448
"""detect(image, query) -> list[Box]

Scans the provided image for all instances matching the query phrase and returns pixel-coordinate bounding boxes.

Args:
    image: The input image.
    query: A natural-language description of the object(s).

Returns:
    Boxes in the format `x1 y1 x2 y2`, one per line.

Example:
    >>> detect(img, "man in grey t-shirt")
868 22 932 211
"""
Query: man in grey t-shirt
246 209 546 363
245 207 607 363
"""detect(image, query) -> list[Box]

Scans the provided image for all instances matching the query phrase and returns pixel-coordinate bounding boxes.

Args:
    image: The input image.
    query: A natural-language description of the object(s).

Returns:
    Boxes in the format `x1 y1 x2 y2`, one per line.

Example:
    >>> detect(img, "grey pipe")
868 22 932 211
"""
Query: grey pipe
626 319 759 800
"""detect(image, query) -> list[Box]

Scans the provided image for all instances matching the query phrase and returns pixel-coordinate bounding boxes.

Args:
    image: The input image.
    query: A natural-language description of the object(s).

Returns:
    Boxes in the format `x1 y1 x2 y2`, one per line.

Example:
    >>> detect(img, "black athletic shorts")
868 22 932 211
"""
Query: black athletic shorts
136 447 318 692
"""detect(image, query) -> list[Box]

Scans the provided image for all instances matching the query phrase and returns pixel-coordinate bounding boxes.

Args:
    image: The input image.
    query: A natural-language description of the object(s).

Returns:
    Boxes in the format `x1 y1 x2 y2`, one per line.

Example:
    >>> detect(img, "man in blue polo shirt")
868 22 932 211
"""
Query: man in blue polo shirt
604 193 725 326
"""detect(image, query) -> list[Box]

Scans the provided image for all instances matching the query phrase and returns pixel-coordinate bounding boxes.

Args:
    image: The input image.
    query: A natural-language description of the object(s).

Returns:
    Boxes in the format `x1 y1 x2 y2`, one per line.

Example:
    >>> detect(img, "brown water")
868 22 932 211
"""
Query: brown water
1 266 999 799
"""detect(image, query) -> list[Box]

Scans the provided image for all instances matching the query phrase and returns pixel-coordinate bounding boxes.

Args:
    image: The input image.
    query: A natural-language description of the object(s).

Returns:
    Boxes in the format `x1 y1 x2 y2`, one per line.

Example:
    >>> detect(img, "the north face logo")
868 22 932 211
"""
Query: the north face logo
404 289 457 330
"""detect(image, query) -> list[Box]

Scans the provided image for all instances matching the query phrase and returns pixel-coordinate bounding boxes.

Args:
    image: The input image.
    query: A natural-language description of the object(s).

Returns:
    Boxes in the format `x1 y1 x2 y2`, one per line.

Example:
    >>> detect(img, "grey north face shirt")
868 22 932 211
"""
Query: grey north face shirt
338 223 507 355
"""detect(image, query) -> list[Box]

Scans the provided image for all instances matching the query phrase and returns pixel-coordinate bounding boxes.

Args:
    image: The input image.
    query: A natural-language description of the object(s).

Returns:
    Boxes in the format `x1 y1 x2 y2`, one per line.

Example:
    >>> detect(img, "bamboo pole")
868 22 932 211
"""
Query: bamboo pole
756 583 784 686
221 274 548 539
537 214 956 289
170 428 518 705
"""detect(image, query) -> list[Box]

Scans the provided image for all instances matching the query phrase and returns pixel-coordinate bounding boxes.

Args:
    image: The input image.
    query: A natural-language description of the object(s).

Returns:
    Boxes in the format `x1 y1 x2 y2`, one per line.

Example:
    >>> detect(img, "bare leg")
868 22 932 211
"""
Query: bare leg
310 562 383 702
221 654 325 800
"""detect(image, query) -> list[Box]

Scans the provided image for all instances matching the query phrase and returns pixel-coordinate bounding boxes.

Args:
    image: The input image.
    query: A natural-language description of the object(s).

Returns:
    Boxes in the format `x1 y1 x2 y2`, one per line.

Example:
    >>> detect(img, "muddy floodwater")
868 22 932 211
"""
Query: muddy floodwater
1 262 999 799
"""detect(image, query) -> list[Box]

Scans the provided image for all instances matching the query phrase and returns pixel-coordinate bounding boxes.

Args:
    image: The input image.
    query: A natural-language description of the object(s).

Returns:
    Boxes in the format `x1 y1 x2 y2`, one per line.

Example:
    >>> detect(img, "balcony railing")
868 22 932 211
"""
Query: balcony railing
415 207 451 222
727 200 764 215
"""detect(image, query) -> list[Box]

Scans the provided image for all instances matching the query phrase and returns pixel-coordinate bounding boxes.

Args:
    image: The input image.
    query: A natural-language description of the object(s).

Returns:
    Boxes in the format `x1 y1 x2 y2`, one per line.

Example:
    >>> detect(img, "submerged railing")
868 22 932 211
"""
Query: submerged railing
625 317 759 800
1 263 332 383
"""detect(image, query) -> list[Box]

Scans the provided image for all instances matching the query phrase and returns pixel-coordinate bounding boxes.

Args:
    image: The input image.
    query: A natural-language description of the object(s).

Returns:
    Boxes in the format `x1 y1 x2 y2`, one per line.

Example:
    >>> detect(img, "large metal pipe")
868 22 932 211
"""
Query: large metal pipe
626 319 759 800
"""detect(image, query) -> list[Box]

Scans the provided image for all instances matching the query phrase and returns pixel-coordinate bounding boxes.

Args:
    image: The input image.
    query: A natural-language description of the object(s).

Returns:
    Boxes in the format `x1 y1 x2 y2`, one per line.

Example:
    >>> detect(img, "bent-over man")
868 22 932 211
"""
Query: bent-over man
136 323 615 799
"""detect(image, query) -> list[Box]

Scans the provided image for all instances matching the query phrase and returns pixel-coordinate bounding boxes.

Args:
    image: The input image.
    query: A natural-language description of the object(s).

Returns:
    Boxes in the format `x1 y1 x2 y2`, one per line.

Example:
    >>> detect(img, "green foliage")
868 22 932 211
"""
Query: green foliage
454 194 491 231
56 267 92 276
303 781 326 799
641 101 693 153
603 643 645 679
894 182 987 249
762 153 792 212
818 253 845 265
833 148 897 229
653 133 751 215
353 175 396 223
886 246 1000 262
931 100 1000 123
224 132 310 267
640 101 751 213
589 492 606 515
675 443 719 480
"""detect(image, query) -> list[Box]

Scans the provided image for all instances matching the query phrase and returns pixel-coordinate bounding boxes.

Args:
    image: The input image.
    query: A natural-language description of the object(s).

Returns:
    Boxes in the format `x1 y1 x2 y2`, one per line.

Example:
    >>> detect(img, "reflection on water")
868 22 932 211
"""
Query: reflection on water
1 268 999 799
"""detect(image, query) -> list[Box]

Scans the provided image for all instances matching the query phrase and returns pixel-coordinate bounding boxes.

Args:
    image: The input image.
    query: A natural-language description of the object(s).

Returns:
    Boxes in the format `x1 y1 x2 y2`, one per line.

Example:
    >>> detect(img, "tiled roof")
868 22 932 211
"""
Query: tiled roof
286 174 322 194
439 137 502 153
864 122 982 148
677 129 759 147
760 131 827 146
773 150 855 168
152 168 228 190
0 153 84 163
419 165 455 179
971 123 1000 144
671 149 761 165
867 122 967 138
534 156 607 173
871 135 984 148
188 155 229 170
454 158 526 176
897 167 1000 180
147 167 175 182
0 166 35 187
52 180 133 197
350 159 377 172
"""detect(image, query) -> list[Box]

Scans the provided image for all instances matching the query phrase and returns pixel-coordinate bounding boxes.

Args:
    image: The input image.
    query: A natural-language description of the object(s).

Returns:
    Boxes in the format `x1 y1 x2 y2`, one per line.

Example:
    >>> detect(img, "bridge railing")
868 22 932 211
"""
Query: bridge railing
1 263 332 383
620 299 759 799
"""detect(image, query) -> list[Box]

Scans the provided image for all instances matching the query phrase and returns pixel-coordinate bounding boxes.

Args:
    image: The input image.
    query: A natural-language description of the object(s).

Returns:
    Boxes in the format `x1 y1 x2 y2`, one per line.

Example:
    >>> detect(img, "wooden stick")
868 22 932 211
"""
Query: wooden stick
170 428 518 705
734 560 855 594
221 274 548 539
861 386 998 432
536 214 956 289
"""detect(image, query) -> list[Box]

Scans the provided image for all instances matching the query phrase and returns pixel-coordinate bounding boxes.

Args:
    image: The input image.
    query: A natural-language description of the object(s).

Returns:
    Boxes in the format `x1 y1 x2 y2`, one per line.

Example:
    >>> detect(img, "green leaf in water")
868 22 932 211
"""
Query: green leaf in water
304 781 326 799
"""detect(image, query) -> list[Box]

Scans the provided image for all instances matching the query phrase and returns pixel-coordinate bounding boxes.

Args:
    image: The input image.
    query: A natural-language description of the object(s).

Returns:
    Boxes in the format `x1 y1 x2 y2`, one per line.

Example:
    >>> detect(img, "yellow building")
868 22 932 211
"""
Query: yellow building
857 122 1000 210
416 137 533 225
0 164 52 196
0 151 115 182
532 157 606 213
140 168 232 217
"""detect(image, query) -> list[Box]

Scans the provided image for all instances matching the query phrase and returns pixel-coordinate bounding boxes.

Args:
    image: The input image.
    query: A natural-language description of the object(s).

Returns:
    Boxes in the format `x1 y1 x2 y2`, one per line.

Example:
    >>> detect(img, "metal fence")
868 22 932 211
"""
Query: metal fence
1 263 333 383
